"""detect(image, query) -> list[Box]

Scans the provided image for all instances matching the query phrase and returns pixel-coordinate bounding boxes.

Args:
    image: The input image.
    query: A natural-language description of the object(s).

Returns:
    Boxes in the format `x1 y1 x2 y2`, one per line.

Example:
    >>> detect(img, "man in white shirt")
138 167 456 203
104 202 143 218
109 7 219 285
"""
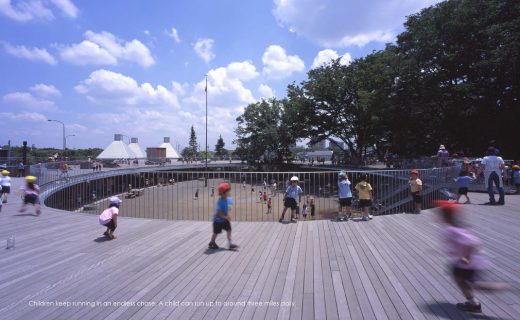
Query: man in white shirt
479 147 505 205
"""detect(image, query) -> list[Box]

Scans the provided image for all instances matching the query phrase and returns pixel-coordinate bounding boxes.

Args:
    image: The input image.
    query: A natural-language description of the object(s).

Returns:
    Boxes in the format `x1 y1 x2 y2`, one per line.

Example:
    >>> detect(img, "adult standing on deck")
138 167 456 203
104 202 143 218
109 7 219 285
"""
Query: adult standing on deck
17 161 25 177
437 145 450 167
479 147 505 205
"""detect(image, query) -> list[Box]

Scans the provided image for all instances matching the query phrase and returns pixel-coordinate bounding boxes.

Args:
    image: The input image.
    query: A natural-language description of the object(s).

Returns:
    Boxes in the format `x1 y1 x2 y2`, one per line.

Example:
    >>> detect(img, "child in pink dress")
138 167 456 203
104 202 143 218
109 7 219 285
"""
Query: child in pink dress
435 201 509 313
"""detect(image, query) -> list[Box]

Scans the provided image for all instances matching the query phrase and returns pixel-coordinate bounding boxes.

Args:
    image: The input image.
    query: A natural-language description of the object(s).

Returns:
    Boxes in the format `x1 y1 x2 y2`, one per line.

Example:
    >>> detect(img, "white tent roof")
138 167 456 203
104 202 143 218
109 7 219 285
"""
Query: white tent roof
97 134 136 159
159 137 180 159
128 138 145 159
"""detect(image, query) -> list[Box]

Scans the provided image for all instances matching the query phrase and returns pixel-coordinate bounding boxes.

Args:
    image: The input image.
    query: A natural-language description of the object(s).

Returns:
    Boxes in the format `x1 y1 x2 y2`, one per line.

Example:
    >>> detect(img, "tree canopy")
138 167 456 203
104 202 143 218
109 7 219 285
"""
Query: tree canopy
235 0 519 161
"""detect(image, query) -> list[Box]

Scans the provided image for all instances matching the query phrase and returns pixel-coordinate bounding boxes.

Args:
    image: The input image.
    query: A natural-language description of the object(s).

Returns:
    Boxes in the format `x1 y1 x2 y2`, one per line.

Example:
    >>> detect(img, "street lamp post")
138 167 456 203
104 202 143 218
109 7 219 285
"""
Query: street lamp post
205 74 208 187
65 134 75 151
48 119 66 155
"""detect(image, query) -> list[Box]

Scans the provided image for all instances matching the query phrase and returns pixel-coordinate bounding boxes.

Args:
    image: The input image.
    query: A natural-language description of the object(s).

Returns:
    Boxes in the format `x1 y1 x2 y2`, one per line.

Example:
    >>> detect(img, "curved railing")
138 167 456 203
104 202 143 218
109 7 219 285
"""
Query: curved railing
36 165 463 222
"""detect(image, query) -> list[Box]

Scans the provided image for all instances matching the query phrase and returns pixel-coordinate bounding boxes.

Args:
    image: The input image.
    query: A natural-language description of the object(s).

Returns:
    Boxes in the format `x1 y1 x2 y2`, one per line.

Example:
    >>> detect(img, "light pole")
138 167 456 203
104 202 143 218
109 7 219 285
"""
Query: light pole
48 119 66 154
65 134 75 151
205 74 208 187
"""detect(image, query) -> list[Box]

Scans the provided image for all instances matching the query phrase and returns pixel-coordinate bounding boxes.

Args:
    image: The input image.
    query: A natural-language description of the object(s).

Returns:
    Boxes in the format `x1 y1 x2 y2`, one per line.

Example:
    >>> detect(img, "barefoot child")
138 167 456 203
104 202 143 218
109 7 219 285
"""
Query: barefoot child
267 197 272 214
434 201 509 313
354 174 372 221
409 169 422 213
209 182 238 250
279 176 303 223
454 170 474 203
1 170 11 204
99 196 122 240
337 171 352 221
19 176 41 215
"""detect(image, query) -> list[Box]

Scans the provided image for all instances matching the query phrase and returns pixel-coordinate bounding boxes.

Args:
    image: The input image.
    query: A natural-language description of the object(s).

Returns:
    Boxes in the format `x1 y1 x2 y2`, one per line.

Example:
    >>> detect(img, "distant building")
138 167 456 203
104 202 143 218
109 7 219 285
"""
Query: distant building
304 150 334 161
312 140 327 149
159 137 180 159
128 138 146 159
97 134 136 159
146 147 166 162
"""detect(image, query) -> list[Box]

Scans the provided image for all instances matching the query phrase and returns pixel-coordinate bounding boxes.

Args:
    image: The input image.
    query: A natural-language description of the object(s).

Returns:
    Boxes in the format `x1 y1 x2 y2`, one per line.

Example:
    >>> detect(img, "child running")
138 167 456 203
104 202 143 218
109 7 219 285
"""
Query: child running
19 176 41 215
337 171 352 221
409 169 423 213
209 181 238 250
279 176 303 223
1 170 11 204
354 174 373 221
454 170 474 204
434 201 510 313
99 196 122 240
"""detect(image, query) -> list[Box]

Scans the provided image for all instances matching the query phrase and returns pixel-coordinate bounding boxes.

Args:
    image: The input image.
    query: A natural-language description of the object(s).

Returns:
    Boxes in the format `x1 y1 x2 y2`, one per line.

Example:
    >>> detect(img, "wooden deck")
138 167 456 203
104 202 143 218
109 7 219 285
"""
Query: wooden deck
1 177 519 320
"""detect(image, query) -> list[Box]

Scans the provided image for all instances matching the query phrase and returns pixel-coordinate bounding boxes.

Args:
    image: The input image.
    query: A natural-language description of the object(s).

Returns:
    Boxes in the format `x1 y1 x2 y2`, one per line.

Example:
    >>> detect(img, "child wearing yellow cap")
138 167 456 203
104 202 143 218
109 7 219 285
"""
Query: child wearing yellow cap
19 176 41 215
0 170 11 204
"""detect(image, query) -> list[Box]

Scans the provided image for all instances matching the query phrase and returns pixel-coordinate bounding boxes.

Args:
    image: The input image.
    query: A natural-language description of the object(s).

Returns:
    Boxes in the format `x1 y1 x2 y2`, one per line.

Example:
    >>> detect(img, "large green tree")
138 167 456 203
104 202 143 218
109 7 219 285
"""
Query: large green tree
235 99 297 163
393 0 520 156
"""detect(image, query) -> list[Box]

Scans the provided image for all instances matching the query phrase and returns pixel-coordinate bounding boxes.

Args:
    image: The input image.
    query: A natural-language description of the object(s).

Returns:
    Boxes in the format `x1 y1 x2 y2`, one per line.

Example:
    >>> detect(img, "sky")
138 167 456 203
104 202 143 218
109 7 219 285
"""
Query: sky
0 0 442 151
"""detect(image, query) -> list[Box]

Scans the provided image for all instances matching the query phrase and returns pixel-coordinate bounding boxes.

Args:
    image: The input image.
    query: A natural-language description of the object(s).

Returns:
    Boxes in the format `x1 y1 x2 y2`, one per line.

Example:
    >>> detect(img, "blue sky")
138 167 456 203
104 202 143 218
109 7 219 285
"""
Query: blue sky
1 0 441 151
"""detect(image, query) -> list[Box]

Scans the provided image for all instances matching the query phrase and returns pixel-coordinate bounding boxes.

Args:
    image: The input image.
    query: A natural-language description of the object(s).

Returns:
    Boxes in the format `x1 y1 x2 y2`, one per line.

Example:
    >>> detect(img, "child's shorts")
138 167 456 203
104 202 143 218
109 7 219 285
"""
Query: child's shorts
458 187 468 195
339 197 352 207
452 266 481 283
24 194 40 205
0 186 10 194
411 192 422 203
283 197 298 210
213 220 231 234
359 199 372 208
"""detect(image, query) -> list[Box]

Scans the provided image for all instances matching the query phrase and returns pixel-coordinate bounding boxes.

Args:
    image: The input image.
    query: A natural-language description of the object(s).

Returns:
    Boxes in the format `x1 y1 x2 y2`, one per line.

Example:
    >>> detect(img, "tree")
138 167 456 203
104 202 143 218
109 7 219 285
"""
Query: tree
393 0 520 157
284 54 398 162
235 98 297 164
187 125 198 157
214 135 227 157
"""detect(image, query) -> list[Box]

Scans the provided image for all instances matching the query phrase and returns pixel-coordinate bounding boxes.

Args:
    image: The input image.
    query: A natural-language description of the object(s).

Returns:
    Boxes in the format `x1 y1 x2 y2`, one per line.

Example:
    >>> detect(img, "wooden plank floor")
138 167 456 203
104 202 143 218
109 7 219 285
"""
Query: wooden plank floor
1 177 519 320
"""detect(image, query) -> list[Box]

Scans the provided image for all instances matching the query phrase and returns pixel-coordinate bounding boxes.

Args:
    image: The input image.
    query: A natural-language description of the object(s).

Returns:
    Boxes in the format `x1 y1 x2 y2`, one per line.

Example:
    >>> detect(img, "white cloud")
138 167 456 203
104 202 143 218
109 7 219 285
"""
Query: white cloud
273 0 443 47
311 49 352 69
0 0 79 22
3 43 57 65
166 27 180 43
49 0 78 18
0 111 47 122
2 92 58 111
59 30 155 67
75 69 181 109
183 61 259 137
258 84 275 98
193 38 215 63
171 81 187 96
262 45 304 79
143 30 150 35
30 84 61 97
60 40 117 65
0 0 54 21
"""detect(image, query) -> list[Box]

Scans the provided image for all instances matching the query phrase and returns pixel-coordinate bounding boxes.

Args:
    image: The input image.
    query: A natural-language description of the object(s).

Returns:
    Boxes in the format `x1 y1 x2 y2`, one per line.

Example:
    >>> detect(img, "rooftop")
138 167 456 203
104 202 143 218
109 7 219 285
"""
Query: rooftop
1 178 519 319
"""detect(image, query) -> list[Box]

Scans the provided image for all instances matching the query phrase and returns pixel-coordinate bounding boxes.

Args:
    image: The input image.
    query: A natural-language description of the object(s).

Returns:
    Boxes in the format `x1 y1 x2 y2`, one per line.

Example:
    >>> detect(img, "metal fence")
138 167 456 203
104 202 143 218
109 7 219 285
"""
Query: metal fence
38 167 462 222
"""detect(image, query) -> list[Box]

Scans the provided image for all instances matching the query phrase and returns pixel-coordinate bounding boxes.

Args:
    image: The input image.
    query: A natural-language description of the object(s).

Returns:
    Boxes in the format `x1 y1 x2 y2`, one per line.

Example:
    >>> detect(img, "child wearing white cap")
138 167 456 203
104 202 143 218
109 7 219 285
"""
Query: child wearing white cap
99 196 122 240
279 176 303 223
